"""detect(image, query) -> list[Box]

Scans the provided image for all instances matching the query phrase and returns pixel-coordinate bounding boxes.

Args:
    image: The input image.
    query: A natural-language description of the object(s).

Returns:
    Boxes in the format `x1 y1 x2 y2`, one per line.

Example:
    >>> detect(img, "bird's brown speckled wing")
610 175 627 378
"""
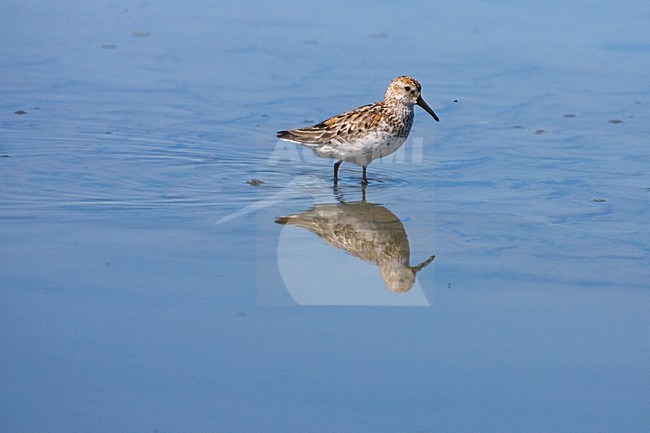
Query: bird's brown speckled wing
277 102 384 144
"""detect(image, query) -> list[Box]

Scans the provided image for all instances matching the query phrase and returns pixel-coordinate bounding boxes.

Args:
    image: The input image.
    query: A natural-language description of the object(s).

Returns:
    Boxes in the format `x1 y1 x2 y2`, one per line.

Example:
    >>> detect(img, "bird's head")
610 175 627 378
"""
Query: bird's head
385 76 439 122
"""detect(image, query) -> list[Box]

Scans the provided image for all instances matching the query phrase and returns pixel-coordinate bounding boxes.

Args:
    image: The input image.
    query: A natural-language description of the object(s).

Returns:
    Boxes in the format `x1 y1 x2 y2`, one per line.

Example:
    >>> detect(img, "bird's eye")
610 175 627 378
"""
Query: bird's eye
404 86 411 92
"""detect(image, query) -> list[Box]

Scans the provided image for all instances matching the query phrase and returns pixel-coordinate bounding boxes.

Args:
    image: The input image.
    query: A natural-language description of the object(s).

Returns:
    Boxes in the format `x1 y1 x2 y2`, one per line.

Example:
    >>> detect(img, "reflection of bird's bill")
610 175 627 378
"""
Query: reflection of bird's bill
412 255 436 274
416 96 439 122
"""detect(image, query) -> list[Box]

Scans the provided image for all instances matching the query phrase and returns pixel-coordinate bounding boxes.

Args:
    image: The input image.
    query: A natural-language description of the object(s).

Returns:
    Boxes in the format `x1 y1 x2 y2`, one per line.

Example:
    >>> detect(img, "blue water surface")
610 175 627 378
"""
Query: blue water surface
1 1 649 432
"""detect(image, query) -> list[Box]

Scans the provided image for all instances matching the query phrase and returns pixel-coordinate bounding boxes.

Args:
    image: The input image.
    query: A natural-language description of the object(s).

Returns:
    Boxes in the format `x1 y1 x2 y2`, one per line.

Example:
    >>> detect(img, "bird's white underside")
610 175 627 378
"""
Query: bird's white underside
280 131 408 167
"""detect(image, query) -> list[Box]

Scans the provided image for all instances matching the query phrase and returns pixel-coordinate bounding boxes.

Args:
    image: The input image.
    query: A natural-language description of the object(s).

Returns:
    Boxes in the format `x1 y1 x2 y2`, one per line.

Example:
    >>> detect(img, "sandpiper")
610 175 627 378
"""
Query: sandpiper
276 76 439 184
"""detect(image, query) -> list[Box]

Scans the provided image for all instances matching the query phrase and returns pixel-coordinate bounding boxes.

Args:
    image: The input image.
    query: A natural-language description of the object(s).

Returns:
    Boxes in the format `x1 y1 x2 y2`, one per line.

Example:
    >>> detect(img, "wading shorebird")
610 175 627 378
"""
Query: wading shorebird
276 76 439 185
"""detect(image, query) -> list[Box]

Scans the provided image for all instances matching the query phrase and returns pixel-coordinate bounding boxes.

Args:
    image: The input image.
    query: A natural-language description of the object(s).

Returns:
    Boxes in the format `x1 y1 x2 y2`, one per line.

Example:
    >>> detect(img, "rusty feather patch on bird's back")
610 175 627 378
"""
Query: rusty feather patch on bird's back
279 101 385 144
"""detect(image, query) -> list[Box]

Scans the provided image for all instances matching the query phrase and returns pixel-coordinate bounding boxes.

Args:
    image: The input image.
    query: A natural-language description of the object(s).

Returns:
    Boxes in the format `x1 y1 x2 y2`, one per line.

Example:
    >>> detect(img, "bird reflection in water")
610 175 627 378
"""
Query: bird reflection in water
275 186 435 292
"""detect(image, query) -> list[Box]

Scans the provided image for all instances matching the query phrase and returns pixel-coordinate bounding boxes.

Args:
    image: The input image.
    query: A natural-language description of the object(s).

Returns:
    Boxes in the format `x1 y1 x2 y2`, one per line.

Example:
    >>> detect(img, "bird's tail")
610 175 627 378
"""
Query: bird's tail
276 130 293 140
276 128 328 147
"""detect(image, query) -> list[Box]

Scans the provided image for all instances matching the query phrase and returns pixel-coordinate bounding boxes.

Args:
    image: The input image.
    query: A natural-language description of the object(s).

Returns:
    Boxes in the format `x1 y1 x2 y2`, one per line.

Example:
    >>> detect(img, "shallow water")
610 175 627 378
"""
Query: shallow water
2 1 650 432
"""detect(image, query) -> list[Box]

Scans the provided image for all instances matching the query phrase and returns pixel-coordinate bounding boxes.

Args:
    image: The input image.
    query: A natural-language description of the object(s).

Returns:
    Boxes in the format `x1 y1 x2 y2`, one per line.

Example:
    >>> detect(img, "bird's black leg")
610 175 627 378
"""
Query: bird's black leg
334 160 343 183
361 166 368 185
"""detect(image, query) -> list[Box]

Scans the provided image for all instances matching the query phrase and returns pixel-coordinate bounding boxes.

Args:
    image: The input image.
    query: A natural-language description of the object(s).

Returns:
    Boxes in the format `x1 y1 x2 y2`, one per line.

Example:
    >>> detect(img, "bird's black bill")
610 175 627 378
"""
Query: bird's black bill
417 96 439 122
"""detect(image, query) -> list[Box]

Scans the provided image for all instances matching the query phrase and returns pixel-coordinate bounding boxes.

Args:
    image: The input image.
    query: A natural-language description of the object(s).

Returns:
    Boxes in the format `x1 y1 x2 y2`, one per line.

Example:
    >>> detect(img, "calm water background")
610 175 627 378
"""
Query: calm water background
1 0 649 432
